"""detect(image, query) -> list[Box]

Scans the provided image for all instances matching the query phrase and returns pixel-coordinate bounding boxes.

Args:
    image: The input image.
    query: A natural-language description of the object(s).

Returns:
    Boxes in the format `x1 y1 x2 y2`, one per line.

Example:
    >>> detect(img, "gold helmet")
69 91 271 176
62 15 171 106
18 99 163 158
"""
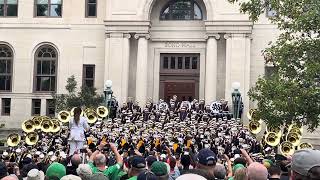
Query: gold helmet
22 120 35 133
7 133 21 147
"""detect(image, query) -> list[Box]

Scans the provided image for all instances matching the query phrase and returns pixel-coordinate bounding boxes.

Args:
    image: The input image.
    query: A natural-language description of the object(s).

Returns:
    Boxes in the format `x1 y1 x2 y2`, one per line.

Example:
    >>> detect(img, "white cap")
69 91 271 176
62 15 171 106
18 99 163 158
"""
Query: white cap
39 154 45 159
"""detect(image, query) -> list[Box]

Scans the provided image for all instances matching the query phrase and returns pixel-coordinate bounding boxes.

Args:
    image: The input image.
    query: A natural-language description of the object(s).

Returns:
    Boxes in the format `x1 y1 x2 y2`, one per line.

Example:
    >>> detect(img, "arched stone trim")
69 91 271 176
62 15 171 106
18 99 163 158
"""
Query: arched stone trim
142 0 213 21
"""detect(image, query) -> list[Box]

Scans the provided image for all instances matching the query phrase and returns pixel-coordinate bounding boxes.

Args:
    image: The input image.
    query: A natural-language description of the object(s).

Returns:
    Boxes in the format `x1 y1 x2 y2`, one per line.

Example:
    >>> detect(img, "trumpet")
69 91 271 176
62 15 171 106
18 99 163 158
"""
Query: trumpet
25 132 39 146
22 120 35 133
298 142 313 150
96 106 108 118
58 111 71 123
280 141 295 156
7 133 21 147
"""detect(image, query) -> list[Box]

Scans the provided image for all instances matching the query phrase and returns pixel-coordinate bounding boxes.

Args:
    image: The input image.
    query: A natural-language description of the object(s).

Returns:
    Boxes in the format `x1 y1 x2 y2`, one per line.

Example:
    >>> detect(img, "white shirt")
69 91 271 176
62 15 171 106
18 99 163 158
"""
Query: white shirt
69 117 89 141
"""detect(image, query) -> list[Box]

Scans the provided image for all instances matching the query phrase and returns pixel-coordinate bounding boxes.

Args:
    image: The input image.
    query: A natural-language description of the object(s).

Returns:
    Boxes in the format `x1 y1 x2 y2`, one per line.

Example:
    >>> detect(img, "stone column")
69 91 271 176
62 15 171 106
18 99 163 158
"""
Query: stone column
224 33 251 121
205 34 220 104
104 33 131 103
134 34 150 106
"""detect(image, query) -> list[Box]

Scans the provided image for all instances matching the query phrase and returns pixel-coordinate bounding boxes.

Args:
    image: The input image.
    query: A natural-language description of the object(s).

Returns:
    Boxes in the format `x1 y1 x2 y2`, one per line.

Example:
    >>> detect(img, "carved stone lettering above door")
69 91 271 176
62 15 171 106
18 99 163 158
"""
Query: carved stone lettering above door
164 42 196 48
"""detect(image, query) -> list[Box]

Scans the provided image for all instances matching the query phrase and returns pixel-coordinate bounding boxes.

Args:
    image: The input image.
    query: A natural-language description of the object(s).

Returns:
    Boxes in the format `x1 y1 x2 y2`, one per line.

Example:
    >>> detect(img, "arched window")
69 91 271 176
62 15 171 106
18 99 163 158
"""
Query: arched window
0 44 13 91
34 45 57 92
160 0 203 20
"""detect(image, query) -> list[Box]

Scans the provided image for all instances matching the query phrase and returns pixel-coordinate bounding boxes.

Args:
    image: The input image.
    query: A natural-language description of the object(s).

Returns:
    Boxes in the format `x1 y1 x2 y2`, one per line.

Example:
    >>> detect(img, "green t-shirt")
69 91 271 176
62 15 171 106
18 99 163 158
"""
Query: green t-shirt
127 176 137 180
89 162 122 180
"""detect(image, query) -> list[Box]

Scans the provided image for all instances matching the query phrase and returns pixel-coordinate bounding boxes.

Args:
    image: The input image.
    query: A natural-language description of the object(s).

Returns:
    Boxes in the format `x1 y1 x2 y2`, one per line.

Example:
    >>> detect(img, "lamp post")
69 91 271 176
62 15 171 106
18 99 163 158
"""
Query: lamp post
231 82 242 119
104 80 113 109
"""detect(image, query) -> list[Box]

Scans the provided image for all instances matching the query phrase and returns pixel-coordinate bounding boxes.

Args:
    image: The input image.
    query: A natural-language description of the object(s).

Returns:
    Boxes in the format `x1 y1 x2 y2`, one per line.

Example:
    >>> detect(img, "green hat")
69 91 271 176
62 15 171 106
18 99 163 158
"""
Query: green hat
151 161 168 176
232 164 245 173
46 162 66 180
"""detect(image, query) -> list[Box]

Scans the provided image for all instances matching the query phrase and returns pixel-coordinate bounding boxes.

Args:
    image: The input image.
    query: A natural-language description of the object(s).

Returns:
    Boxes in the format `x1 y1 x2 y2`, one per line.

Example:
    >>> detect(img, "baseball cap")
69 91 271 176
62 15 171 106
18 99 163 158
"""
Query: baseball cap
233 164 245 173
45 162 66 180
27 169 45 180
150 161 168 176
196 148 216 166
291 149 320 176
129 156 146 169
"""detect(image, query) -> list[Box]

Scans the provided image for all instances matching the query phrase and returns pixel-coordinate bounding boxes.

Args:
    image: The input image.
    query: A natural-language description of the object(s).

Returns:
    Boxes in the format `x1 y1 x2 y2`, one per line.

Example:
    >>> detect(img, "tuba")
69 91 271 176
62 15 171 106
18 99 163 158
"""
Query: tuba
247 109 259 120
266 125 282 137
32 116 42 130
249 120 262 134
51 119 61 133
7 133 21 147
85 108 98 124
58 111 71 123
25 132 39 146
96 106 109 118
280 141 295 156
41 119 53 133
265 132 281 147
286 132 301 146
298 142 313 150
22 120 35 133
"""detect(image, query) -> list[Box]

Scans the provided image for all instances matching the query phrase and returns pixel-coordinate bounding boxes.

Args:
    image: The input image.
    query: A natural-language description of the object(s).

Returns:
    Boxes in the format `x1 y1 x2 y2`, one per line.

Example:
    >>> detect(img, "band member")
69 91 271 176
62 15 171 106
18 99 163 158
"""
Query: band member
68 107 89 155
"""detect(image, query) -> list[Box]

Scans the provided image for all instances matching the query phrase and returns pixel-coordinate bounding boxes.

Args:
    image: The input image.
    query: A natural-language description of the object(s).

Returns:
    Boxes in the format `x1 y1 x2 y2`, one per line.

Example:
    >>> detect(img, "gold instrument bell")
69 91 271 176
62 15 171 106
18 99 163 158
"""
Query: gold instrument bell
58 111 71 123
280 141 295 156
25 132 39 146
7 133 21 147
247 109 259 120
84 108 98 124
96 106 108 118
51 119 61 133
265 132 281 146
286 132 301 146
41 119 53 133
266 125 282 137
298 142 313 150
249 120 262 134
32 116 42 130
22 120 35 133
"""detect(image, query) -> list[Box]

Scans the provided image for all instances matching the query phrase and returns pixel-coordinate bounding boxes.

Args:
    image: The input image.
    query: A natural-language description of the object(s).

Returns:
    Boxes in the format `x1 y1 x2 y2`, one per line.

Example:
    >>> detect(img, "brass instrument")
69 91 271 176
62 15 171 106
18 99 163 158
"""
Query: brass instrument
266 125 282 137
7 133 21 147
249 120 262 134
41 119 53 133
288 123 303 134
96 106 109 118
22 120 35 133
265 132 281 146
288 127 303 137
58 111 71 123
280 141 295 156
51 119 61 133
286 132 301 146
32 116 42 130
85 108 98 124
247 109 258 120
25 132 39 146
298 142 313 150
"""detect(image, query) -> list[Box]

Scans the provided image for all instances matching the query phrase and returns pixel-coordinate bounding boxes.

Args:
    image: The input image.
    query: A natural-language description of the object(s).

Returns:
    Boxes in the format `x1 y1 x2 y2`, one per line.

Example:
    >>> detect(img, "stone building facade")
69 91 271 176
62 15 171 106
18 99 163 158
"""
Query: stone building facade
1 0 280 128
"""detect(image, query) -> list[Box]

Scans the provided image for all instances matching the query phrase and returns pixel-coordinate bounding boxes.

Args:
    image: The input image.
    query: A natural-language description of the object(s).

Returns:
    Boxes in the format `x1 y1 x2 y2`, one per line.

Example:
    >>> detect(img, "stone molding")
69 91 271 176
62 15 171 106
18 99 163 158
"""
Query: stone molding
223 33 253 39
134 33 151 40
105 33 132 39
204 33 221 40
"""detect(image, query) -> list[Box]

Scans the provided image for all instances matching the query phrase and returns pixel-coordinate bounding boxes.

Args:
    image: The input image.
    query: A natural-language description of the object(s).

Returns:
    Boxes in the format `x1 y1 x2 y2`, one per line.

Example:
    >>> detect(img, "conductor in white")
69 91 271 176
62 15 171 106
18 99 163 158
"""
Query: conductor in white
68 107 89 155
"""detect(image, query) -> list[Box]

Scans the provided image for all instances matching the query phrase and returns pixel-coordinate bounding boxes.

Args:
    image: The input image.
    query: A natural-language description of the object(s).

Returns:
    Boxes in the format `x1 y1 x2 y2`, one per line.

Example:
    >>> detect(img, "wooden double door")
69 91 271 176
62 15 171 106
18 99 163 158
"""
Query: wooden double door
164 81 195 102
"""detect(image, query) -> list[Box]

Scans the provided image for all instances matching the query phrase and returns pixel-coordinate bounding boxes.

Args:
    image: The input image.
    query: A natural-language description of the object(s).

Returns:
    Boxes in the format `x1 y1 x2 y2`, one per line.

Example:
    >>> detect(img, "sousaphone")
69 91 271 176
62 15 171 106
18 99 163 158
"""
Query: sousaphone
41 119 53 133
298 142 313 150
7 133 21 147
249 120 262 134
96 106 108 118
58 111 71 123
265 132 281 147
84 108 98 124
280 141 295 156
32 116 42 130
25 132 39 146
51 119 61 133
22 120 35 133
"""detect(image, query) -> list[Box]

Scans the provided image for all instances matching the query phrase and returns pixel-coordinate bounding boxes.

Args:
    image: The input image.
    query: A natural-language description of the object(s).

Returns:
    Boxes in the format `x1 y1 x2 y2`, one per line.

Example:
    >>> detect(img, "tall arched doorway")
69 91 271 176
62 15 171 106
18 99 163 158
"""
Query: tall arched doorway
149 0 208 102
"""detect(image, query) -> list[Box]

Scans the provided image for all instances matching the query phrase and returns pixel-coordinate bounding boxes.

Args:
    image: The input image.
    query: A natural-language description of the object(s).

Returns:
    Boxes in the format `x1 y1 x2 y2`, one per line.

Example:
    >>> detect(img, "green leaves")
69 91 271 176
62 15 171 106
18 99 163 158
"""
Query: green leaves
52 76 104 112
229 0 320 131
